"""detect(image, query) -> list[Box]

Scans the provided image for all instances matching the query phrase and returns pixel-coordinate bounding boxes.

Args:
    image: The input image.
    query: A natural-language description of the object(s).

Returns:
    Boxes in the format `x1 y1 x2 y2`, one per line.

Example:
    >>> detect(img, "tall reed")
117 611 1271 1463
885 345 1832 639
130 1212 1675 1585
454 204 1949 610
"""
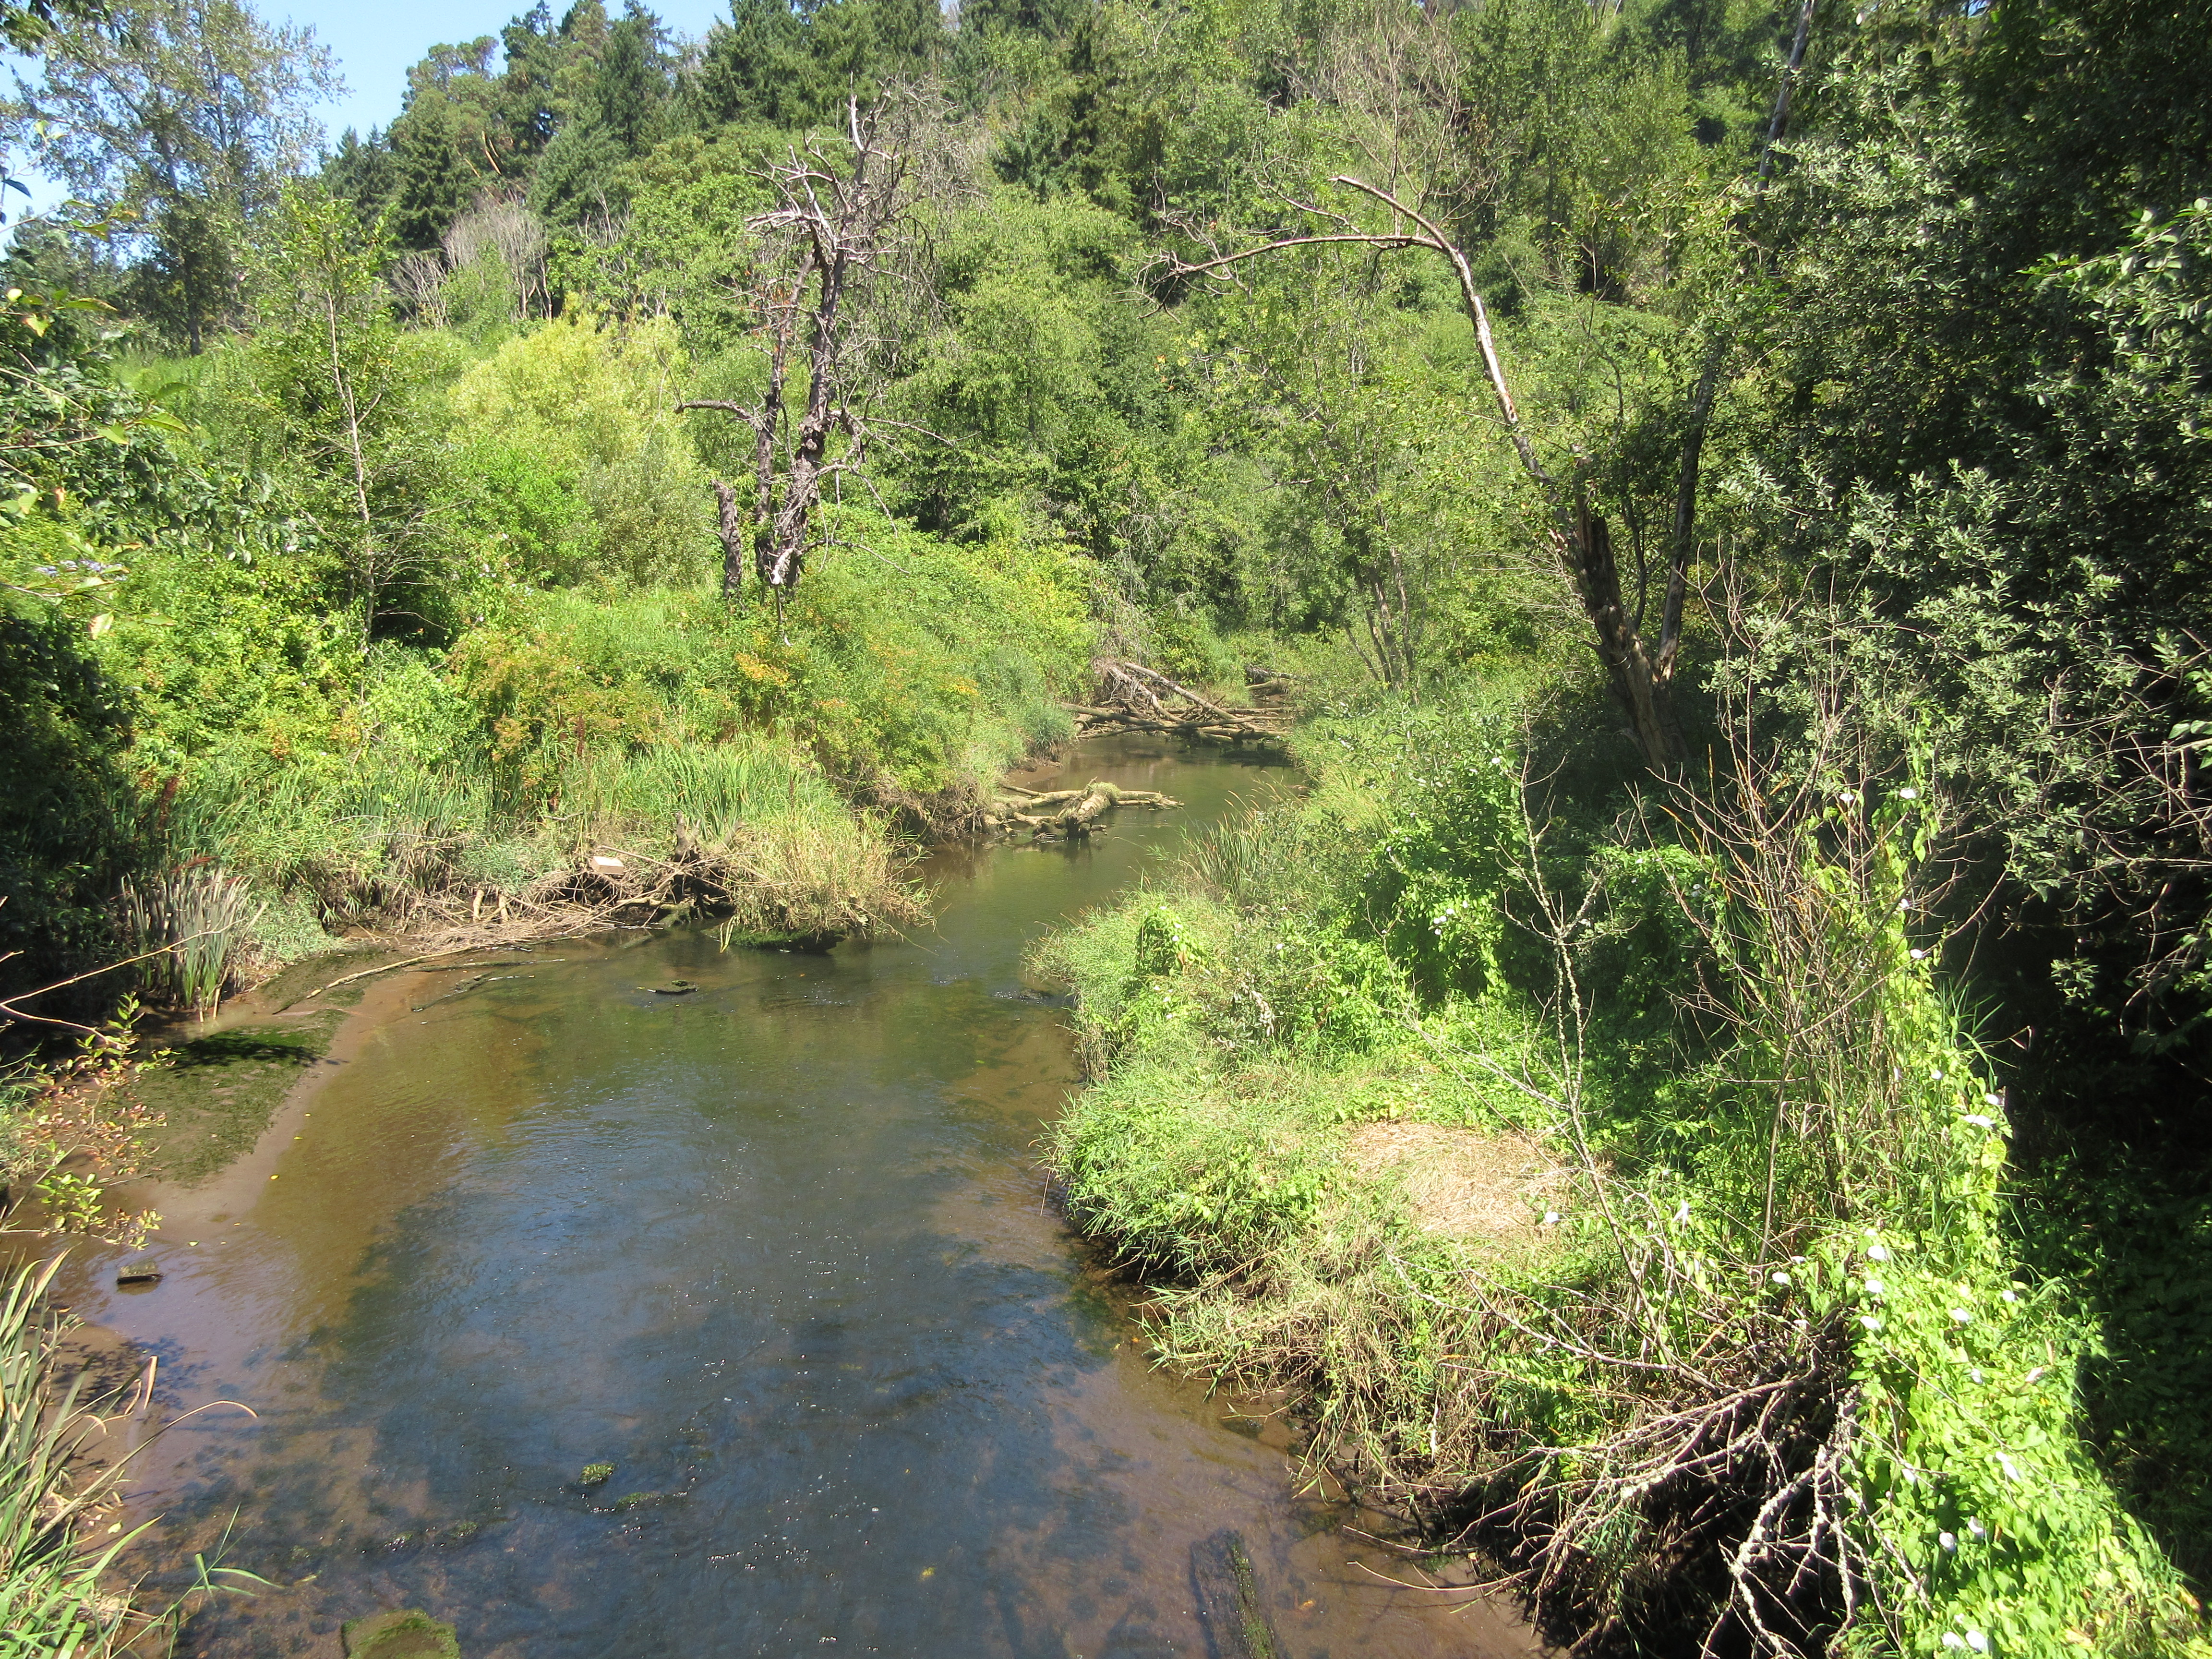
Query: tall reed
0 1257 138 1659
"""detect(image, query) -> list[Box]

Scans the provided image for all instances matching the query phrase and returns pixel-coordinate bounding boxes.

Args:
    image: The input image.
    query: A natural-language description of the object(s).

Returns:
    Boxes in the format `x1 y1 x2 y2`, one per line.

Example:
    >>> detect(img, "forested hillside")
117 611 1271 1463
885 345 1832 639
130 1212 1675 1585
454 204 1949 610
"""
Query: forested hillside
3 0 2209 1652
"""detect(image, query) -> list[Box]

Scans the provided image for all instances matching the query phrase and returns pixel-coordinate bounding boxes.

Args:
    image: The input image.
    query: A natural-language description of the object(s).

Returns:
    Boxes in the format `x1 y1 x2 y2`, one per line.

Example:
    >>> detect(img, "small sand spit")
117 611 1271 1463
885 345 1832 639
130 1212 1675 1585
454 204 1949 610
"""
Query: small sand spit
1346 1121 1566 1238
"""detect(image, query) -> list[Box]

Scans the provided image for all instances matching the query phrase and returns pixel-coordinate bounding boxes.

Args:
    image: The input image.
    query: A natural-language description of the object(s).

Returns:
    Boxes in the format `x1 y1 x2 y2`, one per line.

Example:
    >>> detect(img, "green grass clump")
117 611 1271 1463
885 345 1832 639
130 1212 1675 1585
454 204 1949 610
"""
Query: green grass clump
0 1260 147 1659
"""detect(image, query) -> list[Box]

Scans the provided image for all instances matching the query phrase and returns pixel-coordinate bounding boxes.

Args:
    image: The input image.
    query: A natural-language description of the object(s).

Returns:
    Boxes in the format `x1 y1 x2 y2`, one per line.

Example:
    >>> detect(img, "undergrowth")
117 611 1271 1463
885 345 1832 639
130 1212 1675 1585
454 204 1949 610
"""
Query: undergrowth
1040 689 2212 1658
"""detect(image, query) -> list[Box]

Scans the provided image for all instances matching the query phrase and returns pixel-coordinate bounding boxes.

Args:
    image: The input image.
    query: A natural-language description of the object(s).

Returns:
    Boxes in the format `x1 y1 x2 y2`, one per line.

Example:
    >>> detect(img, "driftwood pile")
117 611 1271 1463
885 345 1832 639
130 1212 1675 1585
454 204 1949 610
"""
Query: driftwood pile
1068 659 1294 748
982 781 1181 842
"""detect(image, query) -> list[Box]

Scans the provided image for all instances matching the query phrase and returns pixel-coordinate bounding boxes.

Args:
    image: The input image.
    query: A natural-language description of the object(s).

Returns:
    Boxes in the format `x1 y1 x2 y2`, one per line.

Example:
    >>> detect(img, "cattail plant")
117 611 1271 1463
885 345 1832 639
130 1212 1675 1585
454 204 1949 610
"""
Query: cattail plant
118 866 263 1019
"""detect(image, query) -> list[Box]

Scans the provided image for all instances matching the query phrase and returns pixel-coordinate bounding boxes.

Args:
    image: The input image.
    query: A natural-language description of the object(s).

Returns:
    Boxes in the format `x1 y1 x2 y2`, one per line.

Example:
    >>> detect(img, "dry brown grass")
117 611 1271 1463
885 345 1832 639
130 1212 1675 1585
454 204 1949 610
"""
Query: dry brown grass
1344 1122 1567 1238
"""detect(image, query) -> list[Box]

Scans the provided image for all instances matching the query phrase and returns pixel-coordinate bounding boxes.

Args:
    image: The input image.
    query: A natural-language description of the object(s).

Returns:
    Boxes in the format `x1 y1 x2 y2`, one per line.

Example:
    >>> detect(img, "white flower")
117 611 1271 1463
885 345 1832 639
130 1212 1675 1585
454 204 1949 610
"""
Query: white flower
1838 790 1859 805
1996 1452 2021 1481
1970 1367 1984 1383
2025 1366 2046 1384
1931 1068 1945 1081
1967 1631 1989 1654
1898 787 1920 801
1950 1307 1973 1324
1983 1092 2002 1107
1939 1531 1958 1552
1961 1113 1996 1130
1864 1277 1886 1297
1541 1211 1560 1226
1867 1243 1892 1262
1911 949 1929 961
1967 1518 1987 1540
1861 1314 1883 1332
2001 1289 2018 1304
1771 1271 1792 1286
1673 1201 1691 1224
1942 1635 1965 1650
1901 1465 1919 1485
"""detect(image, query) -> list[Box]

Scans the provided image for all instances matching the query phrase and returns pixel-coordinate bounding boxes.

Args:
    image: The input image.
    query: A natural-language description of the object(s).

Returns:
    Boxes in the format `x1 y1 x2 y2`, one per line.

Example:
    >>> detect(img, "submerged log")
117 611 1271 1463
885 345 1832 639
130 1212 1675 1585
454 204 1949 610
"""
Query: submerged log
1190 1529 1285 1659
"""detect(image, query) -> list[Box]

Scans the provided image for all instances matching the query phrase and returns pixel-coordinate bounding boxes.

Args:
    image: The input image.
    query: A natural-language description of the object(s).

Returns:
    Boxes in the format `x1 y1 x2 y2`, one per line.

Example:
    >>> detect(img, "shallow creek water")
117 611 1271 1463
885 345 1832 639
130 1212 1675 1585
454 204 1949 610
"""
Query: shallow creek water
51 737 1535 1659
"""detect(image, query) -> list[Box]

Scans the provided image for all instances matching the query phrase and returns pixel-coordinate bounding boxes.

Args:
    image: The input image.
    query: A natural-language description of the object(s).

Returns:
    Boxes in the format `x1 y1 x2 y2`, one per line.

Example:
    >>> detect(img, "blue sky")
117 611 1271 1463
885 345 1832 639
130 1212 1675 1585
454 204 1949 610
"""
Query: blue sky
6 0 733 219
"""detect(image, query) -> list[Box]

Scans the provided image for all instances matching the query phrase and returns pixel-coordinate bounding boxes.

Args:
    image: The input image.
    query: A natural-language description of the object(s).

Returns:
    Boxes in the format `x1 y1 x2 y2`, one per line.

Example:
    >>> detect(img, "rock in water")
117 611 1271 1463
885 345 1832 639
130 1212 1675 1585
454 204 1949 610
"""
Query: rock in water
1190 1529 1284 1659
340 1610 461 1659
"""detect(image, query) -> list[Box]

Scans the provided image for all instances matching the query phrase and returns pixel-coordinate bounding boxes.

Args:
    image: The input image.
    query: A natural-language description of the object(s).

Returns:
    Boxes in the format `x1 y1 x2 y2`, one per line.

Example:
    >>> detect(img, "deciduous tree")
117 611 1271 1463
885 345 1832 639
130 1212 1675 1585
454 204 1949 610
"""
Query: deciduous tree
0 0 337 349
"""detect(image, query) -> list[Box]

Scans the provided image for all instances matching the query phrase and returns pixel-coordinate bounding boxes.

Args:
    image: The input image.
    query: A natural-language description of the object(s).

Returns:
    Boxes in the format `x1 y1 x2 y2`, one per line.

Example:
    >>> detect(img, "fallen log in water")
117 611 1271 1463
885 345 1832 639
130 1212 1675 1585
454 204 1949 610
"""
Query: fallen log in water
1068 660 1294 748
1190 1529 1285 1659
982 780 1182 841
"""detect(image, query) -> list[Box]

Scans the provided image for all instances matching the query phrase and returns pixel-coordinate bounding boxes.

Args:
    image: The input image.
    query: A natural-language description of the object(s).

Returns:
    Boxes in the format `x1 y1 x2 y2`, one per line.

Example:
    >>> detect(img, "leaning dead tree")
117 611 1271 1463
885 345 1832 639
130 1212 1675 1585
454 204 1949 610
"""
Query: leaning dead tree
678 99 910 630
1169 181 1689 769
1165 9 1821 773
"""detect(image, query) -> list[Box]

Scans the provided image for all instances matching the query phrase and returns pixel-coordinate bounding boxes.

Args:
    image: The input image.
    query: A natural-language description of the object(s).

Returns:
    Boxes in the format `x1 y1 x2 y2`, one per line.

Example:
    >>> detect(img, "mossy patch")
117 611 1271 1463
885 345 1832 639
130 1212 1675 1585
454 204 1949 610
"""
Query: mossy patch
578 1461 613 1488
130 1012 344 1183
340 1609 460 1659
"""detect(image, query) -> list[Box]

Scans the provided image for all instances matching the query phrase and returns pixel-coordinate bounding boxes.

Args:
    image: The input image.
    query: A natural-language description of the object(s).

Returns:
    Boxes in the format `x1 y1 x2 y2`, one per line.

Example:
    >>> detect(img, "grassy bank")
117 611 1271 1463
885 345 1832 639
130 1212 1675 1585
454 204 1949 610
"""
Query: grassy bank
1039 692 2212 1657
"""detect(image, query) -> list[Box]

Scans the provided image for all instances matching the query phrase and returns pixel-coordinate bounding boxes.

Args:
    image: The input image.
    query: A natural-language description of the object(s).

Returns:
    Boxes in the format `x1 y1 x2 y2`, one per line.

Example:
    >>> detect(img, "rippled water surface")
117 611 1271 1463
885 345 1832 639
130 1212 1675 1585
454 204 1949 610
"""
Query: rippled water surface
57 738 1534 1659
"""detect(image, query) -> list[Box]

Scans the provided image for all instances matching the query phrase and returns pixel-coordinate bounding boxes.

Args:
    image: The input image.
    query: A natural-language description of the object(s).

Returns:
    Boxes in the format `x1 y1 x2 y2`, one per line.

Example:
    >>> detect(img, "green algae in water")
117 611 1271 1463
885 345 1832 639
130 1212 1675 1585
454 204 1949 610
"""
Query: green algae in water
340 1608 460 1659
133 1015 342 1182
611 1491 663 1511
578 1462 613 1488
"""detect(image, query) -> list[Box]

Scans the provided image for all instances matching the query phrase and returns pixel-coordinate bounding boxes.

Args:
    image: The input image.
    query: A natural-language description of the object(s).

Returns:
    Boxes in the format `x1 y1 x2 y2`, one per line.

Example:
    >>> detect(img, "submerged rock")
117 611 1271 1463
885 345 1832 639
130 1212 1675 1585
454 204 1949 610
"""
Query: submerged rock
637 980 698 995
340 1609 460 1659
578 1461 613 1488
115 1259 162 1286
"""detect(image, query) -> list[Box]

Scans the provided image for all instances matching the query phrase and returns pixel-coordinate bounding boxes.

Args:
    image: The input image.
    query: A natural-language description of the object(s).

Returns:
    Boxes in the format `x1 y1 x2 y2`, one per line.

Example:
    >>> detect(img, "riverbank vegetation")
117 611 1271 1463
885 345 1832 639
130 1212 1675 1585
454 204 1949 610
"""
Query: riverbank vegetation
2 0 2208 1649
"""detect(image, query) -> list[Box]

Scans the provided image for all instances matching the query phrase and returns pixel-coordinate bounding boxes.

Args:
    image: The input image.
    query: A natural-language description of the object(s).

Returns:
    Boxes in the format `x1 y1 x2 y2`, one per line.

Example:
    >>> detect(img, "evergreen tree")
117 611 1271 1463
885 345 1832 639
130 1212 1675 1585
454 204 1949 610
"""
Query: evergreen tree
499 2 566 158
591 2 669 156
694 0 805 127
389 94 470 251
322 126 396 219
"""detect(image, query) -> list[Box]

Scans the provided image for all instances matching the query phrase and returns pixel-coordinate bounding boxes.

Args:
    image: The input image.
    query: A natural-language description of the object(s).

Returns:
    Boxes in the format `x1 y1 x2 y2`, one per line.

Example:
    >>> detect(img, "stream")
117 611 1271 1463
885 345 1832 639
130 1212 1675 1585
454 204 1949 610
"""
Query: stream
50 737 1535 1659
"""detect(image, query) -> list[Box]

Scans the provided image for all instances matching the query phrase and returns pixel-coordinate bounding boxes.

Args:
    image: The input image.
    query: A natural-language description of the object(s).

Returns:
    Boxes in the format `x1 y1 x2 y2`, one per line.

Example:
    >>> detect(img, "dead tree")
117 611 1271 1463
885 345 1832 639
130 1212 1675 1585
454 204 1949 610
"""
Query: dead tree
1171 180 1687 769
1164 8 1821 772
678 99 910 632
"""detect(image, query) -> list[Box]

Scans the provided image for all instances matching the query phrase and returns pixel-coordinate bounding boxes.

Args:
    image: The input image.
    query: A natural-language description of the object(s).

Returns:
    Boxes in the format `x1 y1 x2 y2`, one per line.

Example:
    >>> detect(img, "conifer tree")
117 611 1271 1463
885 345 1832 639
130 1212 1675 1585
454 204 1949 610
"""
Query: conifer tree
591 2 668 156
389 94 469 251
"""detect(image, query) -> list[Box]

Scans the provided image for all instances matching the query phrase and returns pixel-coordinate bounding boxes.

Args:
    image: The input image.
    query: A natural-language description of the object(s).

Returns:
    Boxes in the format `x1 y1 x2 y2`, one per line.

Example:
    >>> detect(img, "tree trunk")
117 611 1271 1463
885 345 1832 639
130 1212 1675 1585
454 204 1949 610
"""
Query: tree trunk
712 481 746 600
1563 500 1685 769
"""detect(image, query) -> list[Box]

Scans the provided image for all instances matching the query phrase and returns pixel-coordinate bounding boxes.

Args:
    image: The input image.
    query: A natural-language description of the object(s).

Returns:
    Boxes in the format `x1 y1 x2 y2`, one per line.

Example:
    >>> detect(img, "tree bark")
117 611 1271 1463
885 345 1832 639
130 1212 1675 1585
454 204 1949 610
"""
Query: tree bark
712 481 746 600
1563 500 1685 768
